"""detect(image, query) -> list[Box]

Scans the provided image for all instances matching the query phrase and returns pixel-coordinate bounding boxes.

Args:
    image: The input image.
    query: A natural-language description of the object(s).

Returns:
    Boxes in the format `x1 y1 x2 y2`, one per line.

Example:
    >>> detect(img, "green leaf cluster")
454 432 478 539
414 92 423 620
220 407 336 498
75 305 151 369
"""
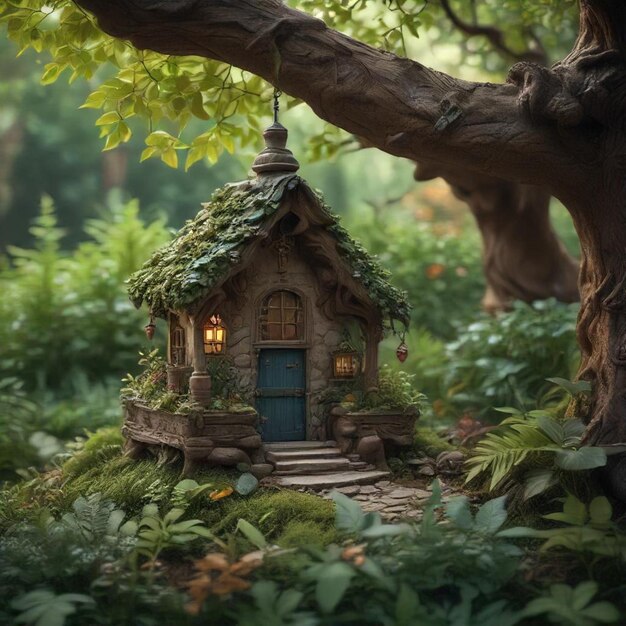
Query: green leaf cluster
521 581 620 626
136 504 215 562
10 590 94 626
443 299 580 416
0 195 168 391
466 400 606 497
502 494 626 561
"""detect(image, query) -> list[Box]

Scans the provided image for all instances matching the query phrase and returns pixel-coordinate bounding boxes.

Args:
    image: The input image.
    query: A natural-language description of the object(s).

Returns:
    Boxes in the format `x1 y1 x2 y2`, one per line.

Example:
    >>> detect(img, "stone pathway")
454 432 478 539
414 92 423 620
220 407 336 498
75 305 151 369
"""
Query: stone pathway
314 479 464 522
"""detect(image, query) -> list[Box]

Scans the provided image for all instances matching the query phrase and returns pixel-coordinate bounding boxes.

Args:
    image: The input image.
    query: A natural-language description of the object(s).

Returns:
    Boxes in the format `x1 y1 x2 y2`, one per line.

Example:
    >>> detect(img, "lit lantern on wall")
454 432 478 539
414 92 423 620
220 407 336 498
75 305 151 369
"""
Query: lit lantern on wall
332 349 360 379
204 314 227 355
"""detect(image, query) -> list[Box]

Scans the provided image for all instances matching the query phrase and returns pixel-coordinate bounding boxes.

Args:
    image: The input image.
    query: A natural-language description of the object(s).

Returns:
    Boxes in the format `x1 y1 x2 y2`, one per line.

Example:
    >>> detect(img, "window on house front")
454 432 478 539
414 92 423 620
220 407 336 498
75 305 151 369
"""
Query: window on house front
259 290 304 341
170 324 186 366
204 314 227 355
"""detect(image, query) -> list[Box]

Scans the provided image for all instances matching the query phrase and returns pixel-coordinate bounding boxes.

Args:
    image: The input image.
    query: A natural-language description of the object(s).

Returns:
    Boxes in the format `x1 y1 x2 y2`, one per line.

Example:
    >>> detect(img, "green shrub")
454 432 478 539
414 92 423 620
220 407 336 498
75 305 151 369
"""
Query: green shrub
0 196 168 392
443 299 580 419
41 379 123 439
0 377 40 481
61 427 124 477
413 427 455 457
347 204 484 339
364 364 425 412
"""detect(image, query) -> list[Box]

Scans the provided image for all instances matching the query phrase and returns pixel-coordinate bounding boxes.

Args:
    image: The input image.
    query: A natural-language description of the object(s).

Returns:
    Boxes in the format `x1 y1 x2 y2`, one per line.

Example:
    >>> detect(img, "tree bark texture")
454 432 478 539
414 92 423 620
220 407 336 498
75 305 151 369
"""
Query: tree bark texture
74 0 626 455
414 162 580 311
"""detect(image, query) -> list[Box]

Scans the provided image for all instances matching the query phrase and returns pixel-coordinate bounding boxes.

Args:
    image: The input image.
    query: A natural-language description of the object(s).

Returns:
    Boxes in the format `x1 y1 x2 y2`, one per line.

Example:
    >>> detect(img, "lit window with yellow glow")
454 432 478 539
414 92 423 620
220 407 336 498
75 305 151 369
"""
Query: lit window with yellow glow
204 314 226 355
333 352 359 378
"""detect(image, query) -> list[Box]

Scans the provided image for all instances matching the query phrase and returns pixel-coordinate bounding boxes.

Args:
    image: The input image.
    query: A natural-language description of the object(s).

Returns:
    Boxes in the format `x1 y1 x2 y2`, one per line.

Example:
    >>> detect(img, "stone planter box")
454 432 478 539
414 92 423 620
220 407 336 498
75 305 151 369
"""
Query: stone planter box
330 405 419 469
122 399 263 475
345 407 419 447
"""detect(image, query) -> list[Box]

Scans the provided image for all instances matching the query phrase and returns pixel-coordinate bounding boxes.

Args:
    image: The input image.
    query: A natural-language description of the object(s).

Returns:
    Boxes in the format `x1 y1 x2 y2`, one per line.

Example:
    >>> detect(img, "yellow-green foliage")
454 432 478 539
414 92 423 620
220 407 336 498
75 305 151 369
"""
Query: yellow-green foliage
57 433 336 543
62 455 232 515
62 427 124 477
277 519 337 548
414 427 455 457
210 490 337 542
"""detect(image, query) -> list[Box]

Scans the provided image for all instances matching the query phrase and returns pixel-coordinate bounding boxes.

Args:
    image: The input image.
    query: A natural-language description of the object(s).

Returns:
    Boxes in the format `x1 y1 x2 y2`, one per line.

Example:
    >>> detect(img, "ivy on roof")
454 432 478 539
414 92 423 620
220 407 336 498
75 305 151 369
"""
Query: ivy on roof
127 173 410 329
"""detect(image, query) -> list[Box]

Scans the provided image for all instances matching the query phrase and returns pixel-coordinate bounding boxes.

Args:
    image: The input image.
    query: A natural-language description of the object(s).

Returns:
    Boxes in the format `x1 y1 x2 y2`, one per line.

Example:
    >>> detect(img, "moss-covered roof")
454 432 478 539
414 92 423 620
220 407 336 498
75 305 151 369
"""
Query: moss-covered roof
128 173 410 328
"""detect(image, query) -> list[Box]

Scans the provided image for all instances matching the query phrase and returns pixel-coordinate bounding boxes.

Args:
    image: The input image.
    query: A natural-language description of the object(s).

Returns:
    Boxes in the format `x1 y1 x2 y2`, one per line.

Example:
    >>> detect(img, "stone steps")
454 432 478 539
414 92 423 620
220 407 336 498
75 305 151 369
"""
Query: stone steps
349 461 369 470
265 440 337 451
271 470 391 490
273 456 351 475
266 447 342 463
264 441 388 489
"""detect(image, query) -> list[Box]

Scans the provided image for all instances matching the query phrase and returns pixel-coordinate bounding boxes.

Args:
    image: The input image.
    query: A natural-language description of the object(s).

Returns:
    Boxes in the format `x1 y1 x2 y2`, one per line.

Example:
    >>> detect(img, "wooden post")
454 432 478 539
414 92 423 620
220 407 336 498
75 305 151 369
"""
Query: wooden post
191 317 206 374
364 322 381 392
190 317 211 407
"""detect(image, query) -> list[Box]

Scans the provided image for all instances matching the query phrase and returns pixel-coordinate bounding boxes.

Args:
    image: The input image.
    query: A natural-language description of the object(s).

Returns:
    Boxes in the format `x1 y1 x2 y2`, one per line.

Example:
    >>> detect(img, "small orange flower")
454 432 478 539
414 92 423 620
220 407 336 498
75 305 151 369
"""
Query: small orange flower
341 544 366 567
185 551 265 614
425 263 445 279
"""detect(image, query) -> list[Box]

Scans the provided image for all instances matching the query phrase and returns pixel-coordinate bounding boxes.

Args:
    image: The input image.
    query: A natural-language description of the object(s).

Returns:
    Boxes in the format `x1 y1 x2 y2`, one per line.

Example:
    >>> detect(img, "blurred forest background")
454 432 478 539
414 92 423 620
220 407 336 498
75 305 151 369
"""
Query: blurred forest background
0 16 582 476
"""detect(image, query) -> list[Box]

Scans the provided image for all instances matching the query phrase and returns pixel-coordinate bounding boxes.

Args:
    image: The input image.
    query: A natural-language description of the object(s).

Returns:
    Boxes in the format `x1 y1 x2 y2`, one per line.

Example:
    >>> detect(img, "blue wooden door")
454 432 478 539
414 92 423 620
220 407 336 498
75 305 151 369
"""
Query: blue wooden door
257 349 306 441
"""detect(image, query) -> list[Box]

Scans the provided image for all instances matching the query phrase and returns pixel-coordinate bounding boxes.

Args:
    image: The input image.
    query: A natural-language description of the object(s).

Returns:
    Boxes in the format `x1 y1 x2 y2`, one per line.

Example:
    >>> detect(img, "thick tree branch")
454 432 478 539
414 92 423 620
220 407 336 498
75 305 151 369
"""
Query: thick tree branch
74 0 578 190
439 0 546 64
414 161 580 310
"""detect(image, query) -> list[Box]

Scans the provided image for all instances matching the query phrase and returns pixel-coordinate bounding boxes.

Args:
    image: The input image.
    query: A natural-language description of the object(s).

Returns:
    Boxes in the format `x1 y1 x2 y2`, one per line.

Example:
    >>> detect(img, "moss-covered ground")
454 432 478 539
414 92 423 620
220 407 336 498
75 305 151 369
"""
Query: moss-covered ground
1 427 337 548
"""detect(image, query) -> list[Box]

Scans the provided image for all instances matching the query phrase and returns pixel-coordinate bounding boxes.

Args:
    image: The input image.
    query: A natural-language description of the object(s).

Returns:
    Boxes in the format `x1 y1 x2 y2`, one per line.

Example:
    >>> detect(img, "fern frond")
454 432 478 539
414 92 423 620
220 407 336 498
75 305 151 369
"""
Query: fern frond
465 421 556 490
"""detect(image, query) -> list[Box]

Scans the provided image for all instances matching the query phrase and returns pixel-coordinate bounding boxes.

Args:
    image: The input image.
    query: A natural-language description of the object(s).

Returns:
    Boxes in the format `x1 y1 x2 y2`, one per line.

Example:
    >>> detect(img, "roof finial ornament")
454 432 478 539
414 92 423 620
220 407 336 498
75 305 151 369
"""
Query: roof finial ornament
251 88 300 176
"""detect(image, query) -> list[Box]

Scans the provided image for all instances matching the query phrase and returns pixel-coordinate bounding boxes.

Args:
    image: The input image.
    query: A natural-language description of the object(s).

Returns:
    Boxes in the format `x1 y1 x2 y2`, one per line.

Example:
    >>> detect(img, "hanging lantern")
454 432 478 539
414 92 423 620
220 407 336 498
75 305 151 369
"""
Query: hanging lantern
144 315 156 340
204 314 227 354
396 341 408 363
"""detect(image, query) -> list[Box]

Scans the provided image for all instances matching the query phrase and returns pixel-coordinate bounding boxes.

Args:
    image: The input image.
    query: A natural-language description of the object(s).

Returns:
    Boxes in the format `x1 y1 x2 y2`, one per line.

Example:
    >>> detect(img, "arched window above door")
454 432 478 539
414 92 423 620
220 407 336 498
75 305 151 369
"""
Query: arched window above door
258 290 304 341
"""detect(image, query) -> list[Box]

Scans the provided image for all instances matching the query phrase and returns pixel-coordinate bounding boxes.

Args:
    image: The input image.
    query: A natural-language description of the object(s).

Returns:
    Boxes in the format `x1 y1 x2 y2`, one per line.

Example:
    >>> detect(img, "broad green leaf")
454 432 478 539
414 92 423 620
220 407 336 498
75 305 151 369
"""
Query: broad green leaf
316 562 355 614
546 377 592 397
474 496 508 534
161 148 178 169
523 469 557 500
445 496 474 530
395 584 422 625
80 90 106 109
331 491 364 532
140 146 157 162
41 63 61 85
588 496 612 526
95 111 120 126
236 518 267 549
537 416 564 445
555 447 606 471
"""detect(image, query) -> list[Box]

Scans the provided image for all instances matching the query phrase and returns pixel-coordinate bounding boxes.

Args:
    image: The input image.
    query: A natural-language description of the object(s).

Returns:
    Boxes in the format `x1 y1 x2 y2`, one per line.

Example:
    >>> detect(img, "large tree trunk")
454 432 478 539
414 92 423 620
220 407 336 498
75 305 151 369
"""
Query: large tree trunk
415 162 580 311
74 0 626 464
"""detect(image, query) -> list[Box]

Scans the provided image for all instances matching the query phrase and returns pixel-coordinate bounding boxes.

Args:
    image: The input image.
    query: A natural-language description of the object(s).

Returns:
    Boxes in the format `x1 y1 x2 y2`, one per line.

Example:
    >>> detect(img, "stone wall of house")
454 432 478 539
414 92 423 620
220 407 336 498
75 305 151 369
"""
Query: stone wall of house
217 243 350 440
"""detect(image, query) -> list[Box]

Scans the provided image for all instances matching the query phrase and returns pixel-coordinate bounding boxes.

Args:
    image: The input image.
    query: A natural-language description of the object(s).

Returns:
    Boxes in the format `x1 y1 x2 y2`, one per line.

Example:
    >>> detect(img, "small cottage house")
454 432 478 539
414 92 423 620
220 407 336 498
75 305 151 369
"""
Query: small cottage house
123 123 416 478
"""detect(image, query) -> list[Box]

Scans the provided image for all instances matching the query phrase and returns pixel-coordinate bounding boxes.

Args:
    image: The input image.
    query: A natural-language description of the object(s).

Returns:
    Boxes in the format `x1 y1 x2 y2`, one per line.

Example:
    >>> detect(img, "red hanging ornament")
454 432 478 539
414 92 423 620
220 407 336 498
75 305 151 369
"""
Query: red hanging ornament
396 342 408 362
144 315 156 340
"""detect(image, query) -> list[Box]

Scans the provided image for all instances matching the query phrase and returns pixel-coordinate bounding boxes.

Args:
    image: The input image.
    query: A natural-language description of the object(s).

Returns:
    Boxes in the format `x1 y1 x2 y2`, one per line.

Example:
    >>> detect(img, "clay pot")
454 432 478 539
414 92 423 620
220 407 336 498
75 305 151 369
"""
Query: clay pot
189 372 212 407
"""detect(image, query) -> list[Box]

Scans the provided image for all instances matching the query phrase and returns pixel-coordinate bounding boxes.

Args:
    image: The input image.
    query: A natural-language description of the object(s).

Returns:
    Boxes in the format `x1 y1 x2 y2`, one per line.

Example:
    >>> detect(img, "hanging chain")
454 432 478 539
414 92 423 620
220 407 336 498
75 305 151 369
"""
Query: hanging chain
273 88 282 124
